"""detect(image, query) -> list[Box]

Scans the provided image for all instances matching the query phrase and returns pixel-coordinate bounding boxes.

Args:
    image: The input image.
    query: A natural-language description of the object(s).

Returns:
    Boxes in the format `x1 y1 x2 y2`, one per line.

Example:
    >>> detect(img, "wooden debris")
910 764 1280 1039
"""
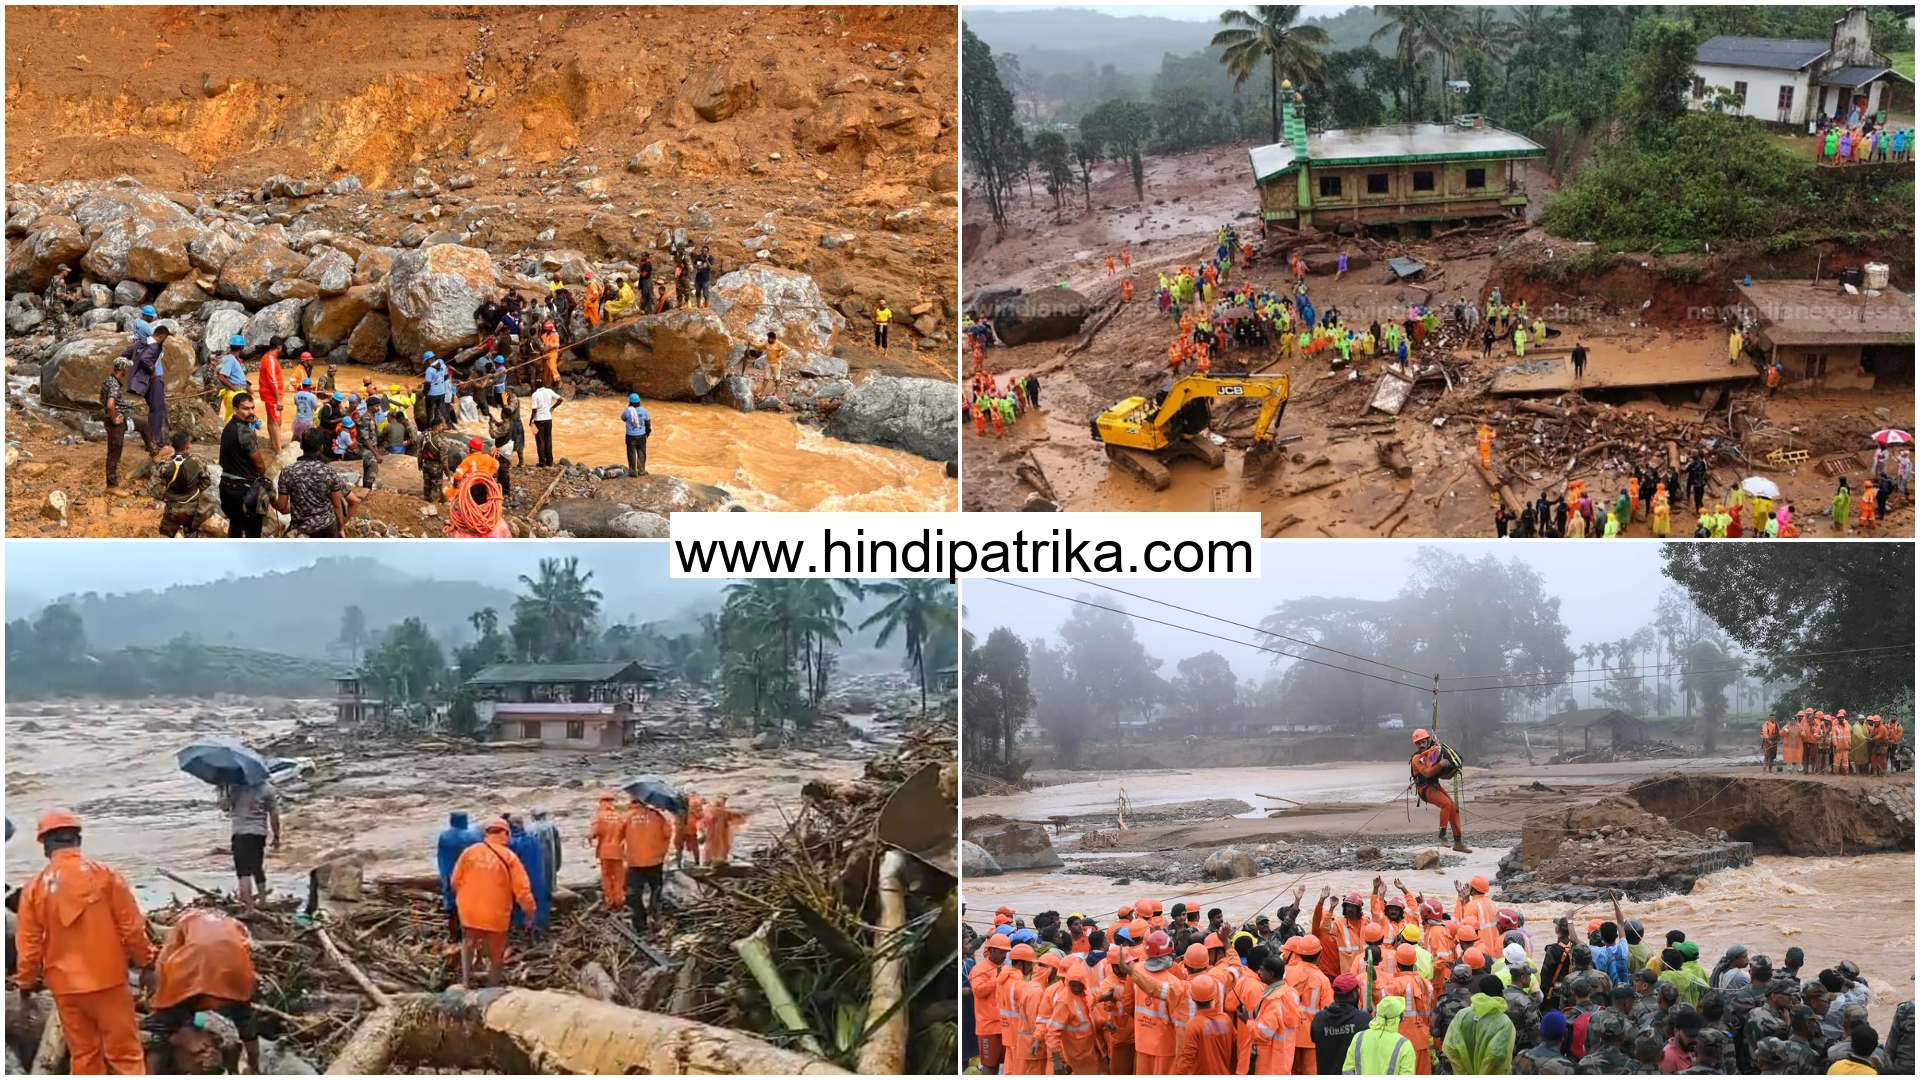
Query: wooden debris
1368 489 1413 530
1376 440 1412 479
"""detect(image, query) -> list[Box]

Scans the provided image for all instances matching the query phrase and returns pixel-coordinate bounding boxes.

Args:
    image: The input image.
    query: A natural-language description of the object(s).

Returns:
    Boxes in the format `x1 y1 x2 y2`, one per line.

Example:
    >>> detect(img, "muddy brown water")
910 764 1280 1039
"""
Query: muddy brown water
309 363 955 512
5 698 866 906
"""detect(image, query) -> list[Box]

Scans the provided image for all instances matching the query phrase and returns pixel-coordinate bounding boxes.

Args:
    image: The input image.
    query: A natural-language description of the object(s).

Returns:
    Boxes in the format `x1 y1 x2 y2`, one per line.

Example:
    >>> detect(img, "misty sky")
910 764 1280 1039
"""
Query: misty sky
964 542 1671 681
3 542 727 626
970 4 1355 22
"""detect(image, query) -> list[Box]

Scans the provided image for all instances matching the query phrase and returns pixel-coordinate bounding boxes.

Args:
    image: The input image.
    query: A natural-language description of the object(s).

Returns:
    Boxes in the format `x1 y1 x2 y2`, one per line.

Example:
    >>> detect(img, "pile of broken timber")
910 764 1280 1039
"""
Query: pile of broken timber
1476 393 1732 509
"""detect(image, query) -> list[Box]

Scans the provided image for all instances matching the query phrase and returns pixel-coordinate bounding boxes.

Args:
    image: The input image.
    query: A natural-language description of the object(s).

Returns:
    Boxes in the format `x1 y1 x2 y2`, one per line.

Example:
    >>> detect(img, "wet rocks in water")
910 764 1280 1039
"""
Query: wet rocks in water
536 499 670 538
961 840 1004 878
751 730 781 751
965 818 1063 871
593 473 731 515
709 267 840 352
1204 845 1258 880
1413 848 1443 870
823 375 957 462
593 309 733 402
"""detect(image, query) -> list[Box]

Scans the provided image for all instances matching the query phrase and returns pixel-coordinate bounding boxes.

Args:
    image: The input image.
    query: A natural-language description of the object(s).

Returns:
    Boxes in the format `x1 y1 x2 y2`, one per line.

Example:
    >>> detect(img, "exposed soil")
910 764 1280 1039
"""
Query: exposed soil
961 146 1914 536
1628 772 1915 856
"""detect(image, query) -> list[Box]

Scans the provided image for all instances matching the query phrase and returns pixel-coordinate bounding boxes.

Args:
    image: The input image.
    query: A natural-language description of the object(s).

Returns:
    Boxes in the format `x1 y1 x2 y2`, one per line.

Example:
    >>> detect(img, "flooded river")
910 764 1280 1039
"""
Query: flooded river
318 363 956 512
5 698 865 905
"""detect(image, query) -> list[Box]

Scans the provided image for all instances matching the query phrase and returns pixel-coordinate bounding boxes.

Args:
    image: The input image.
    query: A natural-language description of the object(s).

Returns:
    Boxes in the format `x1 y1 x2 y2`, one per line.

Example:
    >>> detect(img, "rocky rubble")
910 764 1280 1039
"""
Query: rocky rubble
1495 793 1756 903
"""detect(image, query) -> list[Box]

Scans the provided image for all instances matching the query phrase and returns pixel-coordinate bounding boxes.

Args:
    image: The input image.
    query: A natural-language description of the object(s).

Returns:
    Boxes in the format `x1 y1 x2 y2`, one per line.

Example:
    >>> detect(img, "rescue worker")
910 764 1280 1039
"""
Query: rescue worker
1456 876 1501 959
1001 941 1041 1074
1046 957 1103 1074
1172 974 1234 1074
1379 942 1435 1073
449 819 536 987
1248 952 1303 1075
1284 933 1334 1072
436 811 479 937
1314 886 1373 978
621 797 674 936
972 932 1011 1072
13 810 154 1076
583 271 603 327
586 794 626 910
1412 729 1470 853
149 908 261 1074
527 806 561 904
1761 714 1781 772
539 320 561 388
677 791 704 868
215 335 251 425
700 794 747 865
1117 930 1186 1075
1442 974 1516 1074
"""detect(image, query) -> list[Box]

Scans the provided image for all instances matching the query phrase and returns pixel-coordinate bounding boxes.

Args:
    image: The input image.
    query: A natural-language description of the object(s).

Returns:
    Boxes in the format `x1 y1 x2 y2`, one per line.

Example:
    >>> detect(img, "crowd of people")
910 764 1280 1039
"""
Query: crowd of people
1811 106 1910 166
1759 710 1906 775
961 880 1912 1075
8 781 746 1071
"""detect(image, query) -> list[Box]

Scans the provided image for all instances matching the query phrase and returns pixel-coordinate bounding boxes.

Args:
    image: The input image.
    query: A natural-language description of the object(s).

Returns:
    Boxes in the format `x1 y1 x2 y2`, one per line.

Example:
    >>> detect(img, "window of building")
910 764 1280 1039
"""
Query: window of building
1412 170 1436 192
521 721 540 739
1777 85 1794 111
566 719 586 740
1366 172 1389 194
1733 81 1747 102
1692 76 1705 100
1318 175 1343 198
1465 167 1486 189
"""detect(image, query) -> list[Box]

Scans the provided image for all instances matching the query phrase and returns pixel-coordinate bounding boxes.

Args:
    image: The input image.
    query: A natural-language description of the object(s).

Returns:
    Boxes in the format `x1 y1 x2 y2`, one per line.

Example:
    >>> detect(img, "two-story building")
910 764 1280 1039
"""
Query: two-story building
1249 98 1544 234
465 660 657 749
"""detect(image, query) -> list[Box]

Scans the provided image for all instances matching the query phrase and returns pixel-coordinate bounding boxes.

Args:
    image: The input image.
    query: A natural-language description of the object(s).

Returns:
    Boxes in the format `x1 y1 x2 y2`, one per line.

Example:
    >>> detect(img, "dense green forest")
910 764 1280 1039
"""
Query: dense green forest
5 604 336 700
965 5 1914 248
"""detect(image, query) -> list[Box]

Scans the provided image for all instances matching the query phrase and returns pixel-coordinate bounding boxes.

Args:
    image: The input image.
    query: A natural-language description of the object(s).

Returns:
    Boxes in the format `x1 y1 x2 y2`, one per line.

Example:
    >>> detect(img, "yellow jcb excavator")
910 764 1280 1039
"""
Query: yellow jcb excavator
1089 373 1291 491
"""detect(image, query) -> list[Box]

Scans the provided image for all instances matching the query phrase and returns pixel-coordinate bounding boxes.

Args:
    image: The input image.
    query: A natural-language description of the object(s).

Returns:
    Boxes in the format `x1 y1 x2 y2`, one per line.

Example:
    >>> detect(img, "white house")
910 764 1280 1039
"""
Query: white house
1689 7 1910 128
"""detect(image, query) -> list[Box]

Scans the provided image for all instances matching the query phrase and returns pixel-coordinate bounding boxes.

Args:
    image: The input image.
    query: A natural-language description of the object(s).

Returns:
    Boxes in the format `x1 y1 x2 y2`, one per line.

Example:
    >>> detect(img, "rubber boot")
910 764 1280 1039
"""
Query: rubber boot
1452 836 1473 854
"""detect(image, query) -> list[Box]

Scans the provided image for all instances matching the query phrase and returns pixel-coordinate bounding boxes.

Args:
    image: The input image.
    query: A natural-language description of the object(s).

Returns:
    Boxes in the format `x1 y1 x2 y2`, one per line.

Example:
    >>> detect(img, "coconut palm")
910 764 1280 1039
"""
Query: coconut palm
511 557 603 662
1212 6 1334 144
860 580 957 715
1370 5 1468 121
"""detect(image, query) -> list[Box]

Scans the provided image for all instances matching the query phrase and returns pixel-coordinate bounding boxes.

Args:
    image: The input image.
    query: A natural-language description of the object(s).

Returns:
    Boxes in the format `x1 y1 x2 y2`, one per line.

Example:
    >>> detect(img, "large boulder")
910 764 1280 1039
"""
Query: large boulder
299 247 355 295
385 243 496 359
709 267 840 351
152 278 210 316
204 307 250 355
345 310 392 363
534 249 592 284
823 375 956 463
354 247 395 285
686 61 756 122
187 229 240 275
592 309 734 401
243 299 306 350
218 233 311 307
538 499 671 538
71 182 203 282
985 287 1094 346
5 216 90 293
594 473 731 515
123 225 196 283
40 331 193 415
965 821 1062 871
301 286 377 351
959 840 1003 878
1204 846 1258 880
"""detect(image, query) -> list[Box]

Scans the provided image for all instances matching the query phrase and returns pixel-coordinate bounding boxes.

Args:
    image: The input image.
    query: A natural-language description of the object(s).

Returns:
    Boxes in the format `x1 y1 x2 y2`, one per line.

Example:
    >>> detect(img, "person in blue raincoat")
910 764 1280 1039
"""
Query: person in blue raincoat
436 812 480 939
505 814 550 931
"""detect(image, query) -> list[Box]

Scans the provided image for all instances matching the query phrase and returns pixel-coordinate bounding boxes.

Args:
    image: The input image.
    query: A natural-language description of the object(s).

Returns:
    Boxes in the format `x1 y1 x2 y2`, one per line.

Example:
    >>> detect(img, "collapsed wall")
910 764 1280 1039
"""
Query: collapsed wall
1497 792 1754 903
1626 775 1915 856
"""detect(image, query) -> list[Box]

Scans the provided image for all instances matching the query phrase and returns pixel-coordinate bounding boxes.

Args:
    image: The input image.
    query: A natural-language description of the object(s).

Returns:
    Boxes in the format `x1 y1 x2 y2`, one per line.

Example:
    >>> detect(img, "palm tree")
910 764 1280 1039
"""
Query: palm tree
1464 7 1517 67
860 580 957 715
1212 6 1333 144
512 557 604 662
1370 5 1467 122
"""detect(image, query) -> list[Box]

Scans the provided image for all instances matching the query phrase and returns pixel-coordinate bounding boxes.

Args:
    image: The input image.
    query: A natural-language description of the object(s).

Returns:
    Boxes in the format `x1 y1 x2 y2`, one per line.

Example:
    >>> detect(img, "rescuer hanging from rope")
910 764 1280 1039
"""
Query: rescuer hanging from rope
1411 728 1471 854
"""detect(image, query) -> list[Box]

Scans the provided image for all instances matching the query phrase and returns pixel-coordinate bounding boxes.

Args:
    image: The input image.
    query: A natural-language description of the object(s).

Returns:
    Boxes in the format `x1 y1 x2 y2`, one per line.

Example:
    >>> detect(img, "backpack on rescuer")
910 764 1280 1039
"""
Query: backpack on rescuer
1416 741 1464 783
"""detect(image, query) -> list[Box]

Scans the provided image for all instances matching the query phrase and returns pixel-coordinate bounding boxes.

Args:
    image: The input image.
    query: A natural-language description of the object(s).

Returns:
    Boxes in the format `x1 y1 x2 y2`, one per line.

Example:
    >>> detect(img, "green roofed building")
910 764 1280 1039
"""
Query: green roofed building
1249 100 1545 232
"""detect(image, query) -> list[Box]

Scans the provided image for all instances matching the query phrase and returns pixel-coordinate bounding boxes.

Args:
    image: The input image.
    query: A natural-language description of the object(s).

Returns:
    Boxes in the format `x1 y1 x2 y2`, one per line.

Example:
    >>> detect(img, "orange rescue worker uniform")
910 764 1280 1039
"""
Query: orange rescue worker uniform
583 273 603 327
1457 876 1501 959
1002 946 1044 1074
971 934 1010 1069
1126 932 1189 1075
1283 935 1332 1073
1122 278 1135 302
1315 893 1373 978
1173 974 1235 1075
1097 927 1144 1073
676 791 705 863
1373 889 1418 944
1047 957 1105 1074
540 322 562 387
1419 902 1458 997
1761 716 1780 771
1251 964 1306 1074
449 819 536 984
152 908 261 1071
1411 729 1468 851
587 793 627 908
701 795 748 865
1380 944 1435 1074
621 801 674 930
13 811 154 1076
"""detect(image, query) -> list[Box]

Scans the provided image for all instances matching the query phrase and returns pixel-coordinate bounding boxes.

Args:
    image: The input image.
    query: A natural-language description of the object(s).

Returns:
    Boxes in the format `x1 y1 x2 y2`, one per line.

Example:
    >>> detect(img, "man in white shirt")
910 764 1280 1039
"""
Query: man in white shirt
529 385 562 467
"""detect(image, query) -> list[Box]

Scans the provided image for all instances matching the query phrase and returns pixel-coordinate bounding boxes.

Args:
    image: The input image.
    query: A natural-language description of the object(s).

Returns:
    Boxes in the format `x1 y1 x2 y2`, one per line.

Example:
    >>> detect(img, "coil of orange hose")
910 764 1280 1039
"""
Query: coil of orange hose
447 472 503 538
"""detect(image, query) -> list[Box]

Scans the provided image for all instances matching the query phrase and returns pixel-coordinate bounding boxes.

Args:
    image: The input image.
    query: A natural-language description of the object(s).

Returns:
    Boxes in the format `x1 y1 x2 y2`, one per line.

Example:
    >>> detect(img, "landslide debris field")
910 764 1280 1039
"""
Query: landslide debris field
4 5 961 533
962 150 1914 537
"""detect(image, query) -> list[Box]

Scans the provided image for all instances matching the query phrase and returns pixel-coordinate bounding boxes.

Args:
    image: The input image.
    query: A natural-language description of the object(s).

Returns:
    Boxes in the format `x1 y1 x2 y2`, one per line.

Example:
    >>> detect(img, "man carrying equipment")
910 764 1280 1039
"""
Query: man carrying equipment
1411 729 1471 853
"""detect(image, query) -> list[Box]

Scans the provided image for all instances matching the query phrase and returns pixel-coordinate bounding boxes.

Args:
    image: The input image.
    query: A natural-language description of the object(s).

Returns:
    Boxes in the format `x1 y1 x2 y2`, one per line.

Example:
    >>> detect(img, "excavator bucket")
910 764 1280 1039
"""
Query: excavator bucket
1243 441 1281 480
876 762 956 879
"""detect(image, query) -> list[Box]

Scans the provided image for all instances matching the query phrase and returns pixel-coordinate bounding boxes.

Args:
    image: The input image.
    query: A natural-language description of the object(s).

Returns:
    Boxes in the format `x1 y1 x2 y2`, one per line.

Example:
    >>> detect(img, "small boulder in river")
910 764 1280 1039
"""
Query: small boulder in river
593 474 731 516
960 840 1004 878
823 375 956 463
1203 845 1258 880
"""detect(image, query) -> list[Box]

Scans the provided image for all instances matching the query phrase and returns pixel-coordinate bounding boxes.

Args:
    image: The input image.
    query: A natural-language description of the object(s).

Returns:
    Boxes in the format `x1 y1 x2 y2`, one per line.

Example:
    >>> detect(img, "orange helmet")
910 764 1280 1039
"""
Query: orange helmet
1144 930 1174 958
1463 948 1487 969
1363 923 1385 943
1412 728 1431 742
1469 874 1490 893
1010 943 1037 962
1285 935 1322 956
1396 943 1418 965
35 809 81 839
1189 974 1219 1003
1117 905 1134 920
1128 918 1151 942
986 933 1012 951
1183 943 1210 971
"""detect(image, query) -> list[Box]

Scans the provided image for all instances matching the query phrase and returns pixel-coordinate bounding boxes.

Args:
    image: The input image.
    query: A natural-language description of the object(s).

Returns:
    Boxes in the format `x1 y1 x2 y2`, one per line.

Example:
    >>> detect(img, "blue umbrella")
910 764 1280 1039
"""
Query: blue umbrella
621 776 684 815
176 739 270 787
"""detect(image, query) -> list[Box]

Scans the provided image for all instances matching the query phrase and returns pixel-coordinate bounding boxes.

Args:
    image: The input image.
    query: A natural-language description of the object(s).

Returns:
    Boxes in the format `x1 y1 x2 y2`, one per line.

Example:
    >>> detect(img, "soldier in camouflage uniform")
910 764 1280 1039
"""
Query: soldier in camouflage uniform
1678 1029 1728 1074
1825 1004 1885 1070
1745 980 1797 1066
1575 1010 1636 1074
1788 1003 1828 1064
1559 976 1599 1033
1725 955 1777 1074
1630 1030 1665 1074
1629 970 1661 1032
1557 945 1597 1006
417 430 469 504
1650 981 1680 1036
1431 963 1477 1051
1515 1010 1573 1074
1753 1035 1792 1074
1507 964 1544 1050
1887 1000 1914 1073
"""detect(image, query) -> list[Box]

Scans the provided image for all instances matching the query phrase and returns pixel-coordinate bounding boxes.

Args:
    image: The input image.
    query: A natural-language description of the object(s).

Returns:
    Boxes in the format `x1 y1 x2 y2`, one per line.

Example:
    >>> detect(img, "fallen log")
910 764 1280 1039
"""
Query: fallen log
1473 461 1524 514
576 962 621 1003
1514 400 1575 421
1368 489 1413 530
1016 455 1057 502
316 928 390 1008
323 996 435 1075
1264 513 1303 537
1429 466 1470 508
856 850 911 1075
29 1000 64 1075
1382 512 1409 537
159 868 219 898
1376 440 1412 479
1285 474 1344 498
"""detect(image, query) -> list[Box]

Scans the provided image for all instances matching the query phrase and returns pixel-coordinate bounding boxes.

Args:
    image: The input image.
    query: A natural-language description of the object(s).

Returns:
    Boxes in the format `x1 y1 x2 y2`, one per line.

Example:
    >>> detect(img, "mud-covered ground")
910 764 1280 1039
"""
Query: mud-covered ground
961 148 1914 537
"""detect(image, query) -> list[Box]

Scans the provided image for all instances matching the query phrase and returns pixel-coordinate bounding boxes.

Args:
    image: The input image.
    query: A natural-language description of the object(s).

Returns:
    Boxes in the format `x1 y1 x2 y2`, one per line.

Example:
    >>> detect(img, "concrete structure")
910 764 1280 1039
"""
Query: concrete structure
333 675 386 726
1543 708 1648 753
465 661 656 749
1250 99 1542 232
1735 279 1915 391
1690 8 1911 127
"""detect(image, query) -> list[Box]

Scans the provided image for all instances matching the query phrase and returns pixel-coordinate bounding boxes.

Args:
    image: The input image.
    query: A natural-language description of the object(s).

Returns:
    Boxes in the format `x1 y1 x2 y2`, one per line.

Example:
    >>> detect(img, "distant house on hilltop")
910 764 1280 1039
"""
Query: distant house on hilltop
466 660 656 749
1689 7 1911 127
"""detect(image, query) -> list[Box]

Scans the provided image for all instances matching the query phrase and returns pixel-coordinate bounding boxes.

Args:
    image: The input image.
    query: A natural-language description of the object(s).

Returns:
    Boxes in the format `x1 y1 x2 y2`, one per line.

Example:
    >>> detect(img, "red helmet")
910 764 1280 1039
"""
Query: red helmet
1342 892 1364 907
1144 930 1174 958
1420 898 1445 921
1496 908 1520 931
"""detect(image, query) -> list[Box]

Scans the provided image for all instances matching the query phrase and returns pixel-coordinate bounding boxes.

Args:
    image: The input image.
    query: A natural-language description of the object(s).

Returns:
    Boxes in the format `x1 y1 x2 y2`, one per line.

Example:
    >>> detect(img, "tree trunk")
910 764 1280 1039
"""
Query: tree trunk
1269 57 1281 145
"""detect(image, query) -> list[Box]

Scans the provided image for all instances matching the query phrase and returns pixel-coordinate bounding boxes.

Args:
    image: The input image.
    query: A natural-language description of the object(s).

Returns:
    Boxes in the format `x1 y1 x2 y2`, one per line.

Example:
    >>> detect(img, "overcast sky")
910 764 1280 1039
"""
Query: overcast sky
963 542 1672 681
969 4 1355 21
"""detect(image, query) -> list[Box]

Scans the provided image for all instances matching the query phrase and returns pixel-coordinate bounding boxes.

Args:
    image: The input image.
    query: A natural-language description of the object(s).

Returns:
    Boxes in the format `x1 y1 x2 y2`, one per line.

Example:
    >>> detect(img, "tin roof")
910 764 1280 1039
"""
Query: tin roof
1249 142 1298 183
1822 65 1907 86
1249 121 1544 180
467 661 658 685
1737 280 1916 347
1695 35 1829 71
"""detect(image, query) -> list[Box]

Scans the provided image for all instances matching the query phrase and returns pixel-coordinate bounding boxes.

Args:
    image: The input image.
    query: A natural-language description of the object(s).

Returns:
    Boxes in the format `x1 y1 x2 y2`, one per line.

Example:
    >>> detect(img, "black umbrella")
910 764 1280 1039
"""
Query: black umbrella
176 739 271 787
621 776 684 815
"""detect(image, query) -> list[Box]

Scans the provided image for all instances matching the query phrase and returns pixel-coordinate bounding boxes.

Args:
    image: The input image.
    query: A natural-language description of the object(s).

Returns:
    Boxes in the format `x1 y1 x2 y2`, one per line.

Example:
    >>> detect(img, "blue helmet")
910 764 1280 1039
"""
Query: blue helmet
229 335 246 348
423 351 436 362
628 393 641 404
140 305 157 318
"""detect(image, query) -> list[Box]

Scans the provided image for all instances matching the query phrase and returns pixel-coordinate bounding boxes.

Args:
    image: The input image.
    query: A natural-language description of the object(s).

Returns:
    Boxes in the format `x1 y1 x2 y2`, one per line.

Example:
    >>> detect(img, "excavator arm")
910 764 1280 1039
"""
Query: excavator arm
1146 374 1290 430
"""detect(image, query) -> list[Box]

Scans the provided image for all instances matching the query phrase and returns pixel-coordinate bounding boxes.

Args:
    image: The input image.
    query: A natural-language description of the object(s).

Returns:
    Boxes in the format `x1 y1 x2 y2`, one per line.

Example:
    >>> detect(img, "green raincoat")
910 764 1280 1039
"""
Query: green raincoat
1343 995 1415 1075
1441 993 1516 1074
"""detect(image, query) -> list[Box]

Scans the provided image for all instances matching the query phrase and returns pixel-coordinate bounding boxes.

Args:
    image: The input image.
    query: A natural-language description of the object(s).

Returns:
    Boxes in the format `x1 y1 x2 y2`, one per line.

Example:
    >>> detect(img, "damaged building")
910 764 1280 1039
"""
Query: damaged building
467 661 657 748
1735 277 1915 391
